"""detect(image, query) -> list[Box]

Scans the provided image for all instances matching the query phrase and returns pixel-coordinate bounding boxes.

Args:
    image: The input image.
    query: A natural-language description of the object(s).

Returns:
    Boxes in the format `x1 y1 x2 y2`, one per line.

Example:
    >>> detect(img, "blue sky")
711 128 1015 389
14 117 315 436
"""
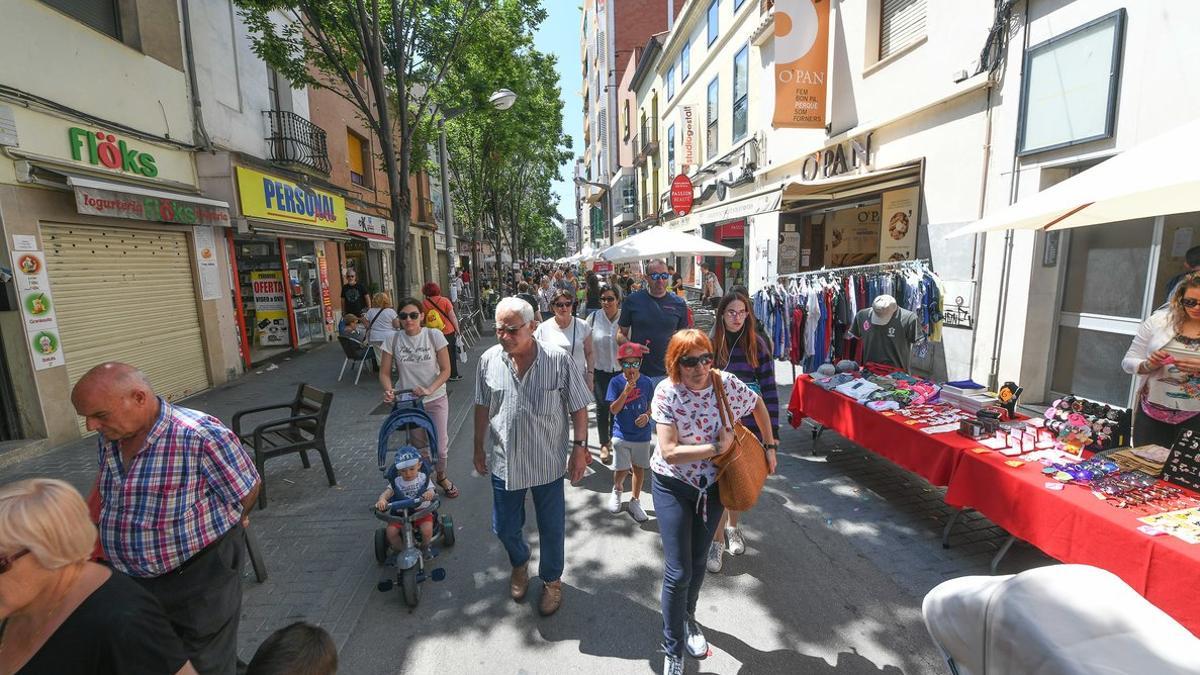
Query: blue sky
533 3 583 222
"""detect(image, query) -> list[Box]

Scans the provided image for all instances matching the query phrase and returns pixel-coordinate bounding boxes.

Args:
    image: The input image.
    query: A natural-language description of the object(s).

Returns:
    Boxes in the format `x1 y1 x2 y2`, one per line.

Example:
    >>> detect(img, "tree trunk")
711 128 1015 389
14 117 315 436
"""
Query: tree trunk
390 0 411 297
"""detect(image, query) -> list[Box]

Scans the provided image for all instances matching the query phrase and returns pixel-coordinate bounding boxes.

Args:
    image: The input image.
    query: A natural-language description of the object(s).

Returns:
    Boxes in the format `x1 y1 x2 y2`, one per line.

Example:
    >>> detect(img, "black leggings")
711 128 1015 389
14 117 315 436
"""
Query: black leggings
1132 404 1200 447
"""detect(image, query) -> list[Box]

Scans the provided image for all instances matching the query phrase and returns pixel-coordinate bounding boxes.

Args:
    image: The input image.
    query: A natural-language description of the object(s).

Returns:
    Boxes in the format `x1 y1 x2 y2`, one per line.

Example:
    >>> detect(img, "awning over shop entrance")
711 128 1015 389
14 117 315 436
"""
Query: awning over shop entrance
247 219 353 242
782 161 922 203
950 118 1200 237
346 229 395 251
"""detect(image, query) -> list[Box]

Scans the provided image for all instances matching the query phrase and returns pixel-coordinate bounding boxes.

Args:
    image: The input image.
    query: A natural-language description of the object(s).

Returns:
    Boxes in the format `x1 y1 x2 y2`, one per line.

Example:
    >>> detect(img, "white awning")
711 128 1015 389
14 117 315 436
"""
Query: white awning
599 226 735 263
950 118 1200 237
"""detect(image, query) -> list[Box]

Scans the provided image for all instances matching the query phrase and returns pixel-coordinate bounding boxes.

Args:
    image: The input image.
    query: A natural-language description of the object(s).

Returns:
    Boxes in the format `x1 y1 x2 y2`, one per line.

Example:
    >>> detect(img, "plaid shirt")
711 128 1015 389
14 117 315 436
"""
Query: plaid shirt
98 399 259 577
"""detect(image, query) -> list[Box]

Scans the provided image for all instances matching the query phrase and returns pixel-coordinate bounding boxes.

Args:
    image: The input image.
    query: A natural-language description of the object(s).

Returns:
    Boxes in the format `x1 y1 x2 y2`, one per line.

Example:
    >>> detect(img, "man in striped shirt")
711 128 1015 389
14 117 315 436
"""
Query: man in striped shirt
474 297 592 617
72 362 260 675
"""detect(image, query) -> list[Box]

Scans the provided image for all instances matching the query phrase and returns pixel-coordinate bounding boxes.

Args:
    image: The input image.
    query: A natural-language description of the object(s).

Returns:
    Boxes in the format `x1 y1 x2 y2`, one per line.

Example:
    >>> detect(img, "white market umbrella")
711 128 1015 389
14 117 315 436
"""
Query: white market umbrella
599 226 735 263
949 118 1200 237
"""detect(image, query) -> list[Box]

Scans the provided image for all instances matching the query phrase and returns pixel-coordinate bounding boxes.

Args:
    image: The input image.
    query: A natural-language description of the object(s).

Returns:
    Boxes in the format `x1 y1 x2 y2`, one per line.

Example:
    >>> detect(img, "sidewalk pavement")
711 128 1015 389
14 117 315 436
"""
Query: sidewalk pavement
0 340 1050 673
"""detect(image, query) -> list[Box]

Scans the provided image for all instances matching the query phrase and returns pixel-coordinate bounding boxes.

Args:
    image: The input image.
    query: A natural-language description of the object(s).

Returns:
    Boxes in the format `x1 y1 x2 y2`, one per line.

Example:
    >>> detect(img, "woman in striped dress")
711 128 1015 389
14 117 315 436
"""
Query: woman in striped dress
706 291 780 573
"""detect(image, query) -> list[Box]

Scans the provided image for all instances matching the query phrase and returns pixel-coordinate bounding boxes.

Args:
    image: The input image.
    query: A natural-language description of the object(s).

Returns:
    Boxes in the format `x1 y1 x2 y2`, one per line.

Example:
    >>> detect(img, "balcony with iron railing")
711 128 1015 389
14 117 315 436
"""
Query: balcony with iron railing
263 110 332 175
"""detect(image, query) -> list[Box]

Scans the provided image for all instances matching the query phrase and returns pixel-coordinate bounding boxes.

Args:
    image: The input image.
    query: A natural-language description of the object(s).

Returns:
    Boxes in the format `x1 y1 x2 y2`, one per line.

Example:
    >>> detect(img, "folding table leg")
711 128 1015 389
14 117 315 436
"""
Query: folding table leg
942 508 965 549
990 535 1017 575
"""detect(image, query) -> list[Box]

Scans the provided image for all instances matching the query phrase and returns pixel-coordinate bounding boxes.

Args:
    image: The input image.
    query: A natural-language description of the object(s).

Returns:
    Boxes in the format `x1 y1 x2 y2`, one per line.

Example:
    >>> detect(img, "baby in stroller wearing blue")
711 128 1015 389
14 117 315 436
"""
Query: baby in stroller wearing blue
374 447 437 558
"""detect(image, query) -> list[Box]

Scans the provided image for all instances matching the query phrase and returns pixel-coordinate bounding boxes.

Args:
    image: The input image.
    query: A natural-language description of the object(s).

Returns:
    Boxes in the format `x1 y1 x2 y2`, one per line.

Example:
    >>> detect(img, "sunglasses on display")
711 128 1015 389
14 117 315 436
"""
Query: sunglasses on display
620 360 642 369
553 302 573 309
679 353 714 368
398 312 422 320
495 323 526 335
0 549 29 574
601 297 617 303
649 272 672 281
1182 298 1200 309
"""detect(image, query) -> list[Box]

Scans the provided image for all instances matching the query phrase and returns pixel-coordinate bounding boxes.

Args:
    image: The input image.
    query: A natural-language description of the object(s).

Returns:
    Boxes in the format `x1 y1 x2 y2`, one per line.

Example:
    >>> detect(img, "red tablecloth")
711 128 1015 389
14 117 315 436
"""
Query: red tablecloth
946 449 1200 635
787 375 978 486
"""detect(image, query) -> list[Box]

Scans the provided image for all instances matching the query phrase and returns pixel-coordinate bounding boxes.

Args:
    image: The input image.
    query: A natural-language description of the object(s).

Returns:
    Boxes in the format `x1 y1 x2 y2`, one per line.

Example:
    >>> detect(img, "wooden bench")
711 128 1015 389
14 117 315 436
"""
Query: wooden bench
233 384 336 509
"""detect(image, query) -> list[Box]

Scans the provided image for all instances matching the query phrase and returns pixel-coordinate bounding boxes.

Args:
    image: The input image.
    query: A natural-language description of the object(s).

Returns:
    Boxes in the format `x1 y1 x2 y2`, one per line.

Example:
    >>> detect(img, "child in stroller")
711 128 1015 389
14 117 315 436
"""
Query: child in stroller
374 447 437 559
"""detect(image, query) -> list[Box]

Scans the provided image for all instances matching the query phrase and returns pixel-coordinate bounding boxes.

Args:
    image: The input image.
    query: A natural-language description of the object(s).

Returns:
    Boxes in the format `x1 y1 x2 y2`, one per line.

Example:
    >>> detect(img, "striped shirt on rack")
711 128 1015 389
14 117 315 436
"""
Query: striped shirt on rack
475 340 593 490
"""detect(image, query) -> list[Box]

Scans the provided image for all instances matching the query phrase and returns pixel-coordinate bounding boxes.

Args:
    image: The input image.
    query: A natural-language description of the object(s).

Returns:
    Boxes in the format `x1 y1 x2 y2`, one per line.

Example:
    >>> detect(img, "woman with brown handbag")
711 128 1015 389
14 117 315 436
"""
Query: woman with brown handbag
649 329 775 675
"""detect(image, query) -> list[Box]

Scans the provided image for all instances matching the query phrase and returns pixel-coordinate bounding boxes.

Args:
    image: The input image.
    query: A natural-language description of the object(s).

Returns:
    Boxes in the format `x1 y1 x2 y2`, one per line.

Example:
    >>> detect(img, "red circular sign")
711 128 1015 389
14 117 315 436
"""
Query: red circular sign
670 174 694 216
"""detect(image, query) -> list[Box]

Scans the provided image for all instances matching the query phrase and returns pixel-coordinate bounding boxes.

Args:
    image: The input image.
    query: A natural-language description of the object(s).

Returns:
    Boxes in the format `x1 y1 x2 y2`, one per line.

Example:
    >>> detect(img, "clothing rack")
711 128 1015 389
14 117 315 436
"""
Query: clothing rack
778 258 932 282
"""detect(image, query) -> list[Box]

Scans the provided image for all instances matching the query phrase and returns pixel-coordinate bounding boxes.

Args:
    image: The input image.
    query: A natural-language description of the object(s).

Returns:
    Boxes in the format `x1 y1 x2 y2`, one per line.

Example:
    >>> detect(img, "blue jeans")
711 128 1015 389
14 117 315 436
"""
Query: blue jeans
652 472 724 658
491 474 566 582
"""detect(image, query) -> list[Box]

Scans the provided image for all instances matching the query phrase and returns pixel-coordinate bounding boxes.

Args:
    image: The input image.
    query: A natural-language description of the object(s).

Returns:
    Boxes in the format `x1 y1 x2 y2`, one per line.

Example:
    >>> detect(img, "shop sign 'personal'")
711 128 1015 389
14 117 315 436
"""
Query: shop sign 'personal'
773 0 830 129
670 174 694 216
68 127 157 177
800 132 874 181
236 167 347 230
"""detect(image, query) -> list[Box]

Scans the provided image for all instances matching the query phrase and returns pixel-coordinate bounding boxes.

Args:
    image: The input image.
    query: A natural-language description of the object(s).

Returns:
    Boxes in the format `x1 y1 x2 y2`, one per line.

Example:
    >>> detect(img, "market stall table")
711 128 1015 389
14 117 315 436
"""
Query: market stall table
945 447 1200 636
787 375 980 486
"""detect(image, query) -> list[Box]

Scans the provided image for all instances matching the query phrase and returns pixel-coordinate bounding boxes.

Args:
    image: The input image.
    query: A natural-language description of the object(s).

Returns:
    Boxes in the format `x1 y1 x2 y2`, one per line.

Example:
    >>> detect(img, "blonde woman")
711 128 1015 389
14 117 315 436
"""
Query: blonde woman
363 292 400 345
0 479 195 674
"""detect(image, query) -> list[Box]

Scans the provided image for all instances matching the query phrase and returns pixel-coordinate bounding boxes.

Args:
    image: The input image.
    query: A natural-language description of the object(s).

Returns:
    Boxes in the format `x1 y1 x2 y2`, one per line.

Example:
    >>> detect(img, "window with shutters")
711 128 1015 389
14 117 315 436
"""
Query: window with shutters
732 46 748 142
598 109 608 147
706 77 719 161
40 0 120 40
879 0 926 60
347 130 369 187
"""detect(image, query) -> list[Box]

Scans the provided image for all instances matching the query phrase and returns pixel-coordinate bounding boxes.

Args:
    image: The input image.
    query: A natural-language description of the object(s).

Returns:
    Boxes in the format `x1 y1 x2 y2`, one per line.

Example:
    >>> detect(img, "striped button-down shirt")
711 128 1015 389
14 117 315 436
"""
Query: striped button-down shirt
97 399 259 577
475 340 593 490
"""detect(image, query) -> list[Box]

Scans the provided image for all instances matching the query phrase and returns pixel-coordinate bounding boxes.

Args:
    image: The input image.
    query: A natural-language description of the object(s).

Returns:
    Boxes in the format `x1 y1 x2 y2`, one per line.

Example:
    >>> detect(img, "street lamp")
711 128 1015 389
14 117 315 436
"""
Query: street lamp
574 176 615 249
437 88 517 330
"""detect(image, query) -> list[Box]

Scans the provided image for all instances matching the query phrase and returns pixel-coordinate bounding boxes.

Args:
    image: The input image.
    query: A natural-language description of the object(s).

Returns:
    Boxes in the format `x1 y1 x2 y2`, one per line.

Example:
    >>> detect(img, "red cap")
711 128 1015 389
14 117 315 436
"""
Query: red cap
617 342 649 360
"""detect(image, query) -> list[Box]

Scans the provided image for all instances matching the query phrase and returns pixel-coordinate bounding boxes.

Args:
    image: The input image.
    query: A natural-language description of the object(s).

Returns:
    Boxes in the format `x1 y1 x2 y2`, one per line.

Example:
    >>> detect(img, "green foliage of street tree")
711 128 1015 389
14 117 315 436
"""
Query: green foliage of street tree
235 0 548 294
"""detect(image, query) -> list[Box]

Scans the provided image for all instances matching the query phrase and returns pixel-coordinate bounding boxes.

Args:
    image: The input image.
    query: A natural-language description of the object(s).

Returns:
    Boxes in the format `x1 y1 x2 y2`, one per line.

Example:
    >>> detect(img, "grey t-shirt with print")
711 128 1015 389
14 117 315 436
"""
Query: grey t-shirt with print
850 307 919 371
383 328 449 401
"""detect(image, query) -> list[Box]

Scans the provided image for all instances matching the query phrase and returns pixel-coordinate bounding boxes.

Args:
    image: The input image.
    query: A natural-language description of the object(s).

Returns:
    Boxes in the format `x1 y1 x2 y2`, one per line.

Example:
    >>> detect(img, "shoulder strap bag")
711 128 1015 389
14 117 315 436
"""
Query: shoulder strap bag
710 370 769 511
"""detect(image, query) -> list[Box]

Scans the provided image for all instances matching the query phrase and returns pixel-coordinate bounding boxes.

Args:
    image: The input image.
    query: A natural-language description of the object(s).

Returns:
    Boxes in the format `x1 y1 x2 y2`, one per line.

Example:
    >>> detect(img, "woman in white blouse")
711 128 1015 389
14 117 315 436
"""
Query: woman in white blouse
588 283 623 464
363 292 400 346
534 288 594 392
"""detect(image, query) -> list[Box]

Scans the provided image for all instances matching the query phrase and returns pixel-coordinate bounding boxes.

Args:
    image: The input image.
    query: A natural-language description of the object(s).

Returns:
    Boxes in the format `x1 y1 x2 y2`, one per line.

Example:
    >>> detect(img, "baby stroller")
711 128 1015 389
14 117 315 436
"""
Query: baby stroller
372 393 456 608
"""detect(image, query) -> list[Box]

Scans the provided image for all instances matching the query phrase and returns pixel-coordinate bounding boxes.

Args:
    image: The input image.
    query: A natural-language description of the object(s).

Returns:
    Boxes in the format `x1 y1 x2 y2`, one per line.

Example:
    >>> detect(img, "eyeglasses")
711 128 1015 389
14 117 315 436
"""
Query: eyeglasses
600 297 617 303
0 549 29 574
649 272 672 281
495 323 526 335
553 302 573 309
725 309 748 317
398 312 422 320
1182 298 1200 309
620 359 642 368
679 353 714 368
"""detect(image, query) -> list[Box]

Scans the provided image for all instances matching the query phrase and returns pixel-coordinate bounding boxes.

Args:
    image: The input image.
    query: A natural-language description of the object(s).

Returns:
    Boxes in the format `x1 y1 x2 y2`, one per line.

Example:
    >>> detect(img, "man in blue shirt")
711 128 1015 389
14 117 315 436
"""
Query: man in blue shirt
618 259 690 380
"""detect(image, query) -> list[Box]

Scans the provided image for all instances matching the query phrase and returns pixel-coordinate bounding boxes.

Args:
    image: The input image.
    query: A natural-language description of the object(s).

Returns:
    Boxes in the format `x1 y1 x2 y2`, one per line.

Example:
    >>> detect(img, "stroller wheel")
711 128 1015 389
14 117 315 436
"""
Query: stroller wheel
441 515 456 548
374 528 389 565
400 567 420 608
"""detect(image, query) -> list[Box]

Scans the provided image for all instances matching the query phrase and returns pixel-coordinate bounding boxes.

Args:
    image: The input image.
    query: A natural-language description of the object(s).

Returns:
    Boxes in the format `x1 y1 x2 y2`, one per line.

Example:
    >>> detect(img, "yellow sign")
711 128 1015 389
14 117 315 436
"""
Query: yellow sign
250 270 290 347
236 167 346 230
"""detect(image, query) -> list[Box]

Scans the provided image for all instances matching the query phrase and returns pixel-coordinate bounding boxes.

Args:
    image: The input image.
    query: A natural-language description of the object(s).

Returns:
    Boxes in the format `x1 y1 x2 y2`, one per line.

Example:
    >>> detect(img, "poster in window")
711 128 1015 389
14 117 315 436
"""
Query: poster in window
778 231 801 274
251 270 290 347
878 187 919 262
826 206 880 266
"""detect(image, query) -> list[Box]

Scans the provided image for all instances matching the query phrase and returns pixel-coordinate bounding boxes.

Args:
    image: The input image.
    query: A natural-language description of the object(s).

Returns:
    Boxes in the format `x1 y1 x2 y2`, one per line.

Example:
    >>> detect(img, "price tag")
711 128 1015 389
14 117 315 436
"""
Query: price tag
1137 525 1167 537
881 412 897 417
905 420 920 426
1004 460 1025 468
1043 482 1064 491
970 447 991 454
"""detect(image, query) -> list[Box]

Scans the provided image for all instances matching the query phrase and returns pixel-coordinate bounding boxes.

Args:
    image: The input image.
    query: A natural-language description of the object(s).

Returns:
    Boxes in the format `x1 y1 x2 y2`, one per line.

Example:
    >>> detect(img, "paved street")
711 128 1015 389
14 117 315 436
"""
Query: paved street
0 337 1051 674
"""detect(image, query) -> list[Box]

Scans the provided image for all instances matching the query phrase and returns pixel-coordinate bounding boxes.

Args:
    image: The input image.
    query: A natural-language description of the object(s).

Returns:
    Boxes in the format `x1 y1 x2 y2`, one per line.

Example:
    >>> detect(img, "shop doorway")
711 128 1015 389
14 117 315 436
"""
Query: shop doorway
285 240 324 345
234 237 291 364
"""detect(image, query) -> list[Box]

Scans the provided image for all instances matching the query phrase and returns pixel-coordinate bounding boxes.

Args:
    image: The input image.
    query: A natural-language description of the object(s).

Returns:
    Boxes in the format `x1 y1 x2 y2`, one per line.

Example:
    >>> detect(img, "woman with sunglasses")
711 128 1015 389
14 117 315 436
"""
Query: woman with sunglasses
1123 272 1200 446
705 292 780 573
0 479 196 674
588 284 624 465
380 297 458 498
535 288 595 392
650 330 775 675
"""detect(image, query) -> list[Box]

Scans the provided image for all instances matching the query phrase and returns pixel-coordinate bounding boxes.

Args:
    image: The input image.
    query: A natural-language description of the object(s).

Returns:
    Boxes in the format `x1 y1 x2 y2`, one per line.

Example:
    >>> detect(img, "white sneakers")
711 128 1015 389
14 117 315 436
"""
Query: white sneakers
627 498 649 522
607 489 622 514
706 541 723 573
725 526 746 556
685 617 709 658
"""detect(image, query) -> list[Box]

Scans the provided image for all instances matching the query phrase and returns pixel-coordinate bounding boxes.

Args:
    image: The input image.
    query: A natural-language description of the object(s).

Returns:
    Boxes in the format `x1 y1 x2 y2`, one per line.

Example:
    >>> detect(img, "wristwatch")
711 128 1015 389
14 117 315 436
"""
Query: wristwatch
765 443 779 450
572 439 588 448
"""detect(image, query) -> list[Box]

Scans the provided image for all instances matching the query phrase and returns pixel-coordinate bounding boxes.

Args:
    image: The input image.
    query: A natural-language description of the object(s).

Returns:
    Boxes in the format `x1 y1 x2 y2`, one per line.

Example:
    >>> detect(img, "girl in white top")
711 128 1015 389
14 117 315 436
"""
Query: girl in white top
379 297 458 498
589 283 623 464
363 292 400 344
535 288 594 392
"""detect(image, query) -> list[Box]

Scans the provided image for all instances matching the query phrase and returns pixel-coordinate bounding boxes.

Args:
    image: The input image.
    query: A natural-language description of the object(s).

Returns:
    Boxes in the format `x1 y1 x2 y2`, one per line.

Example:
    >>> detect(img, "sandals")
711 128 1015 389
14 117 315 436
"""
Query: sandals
437 475 460 499
599 444 612 465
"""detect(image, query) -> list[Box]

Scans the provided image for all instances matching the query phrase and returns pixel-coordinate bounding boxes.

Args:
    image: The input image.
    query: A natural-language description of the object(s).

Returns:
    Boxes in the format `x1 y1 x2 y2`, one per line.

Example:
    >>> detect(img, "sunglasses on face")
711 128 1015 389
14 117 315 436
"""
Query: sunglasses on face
601 297 617 303
553 302 573 309
620 360 641 368
398 312 422 320
495 323 526 336
0 549 29 574
679 353 714 368
1182 298 1200 309
648 272 672 281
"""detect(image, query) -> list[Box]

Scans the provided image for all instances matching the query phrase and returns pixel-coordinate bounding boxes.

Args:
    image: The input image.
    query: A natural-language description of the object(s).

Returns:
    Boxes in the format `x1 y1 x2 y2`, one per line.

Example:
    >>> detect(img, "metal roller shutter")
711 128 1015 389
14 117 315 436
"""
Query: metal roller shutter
881 0 927 60
42 223 210 433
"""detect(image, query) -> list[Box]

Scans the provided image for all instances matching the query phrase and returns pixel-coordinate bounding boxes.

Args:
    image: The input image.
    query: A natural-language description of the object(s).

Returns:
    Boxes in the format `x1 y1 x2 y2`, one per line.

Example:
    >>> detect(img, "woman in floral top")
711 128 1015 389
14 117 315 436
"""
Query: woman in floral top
650 329 776 675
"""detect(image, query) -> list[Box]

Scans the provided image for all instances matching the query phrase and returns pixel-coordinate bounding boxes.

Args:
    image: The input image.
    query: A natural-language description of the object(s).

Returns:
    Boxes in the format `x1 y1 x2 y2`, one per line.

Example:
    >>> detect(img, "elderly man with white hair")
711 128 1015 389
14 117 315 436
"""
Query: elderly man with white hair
474 296 592 617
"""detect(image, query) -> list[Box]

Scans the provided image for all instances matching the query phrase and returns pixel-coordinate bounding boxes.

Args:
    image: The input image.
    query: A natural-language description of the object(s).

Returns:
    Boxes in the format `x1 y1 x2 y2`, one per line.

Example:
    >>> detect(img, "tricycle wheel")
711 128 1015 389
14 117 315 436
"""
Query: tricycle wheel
374 528 388 565
400 566 420 607
441 515 455 547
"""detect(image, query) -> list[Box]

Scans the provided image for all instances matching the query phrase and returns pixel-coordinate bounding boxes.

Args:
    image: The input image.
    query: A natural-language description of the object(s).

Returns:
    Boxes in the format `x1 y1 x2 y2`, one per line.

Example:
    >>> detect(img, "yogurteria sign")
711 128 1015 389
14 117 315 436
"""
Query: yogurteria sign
68 127 158 177
75 186 231 228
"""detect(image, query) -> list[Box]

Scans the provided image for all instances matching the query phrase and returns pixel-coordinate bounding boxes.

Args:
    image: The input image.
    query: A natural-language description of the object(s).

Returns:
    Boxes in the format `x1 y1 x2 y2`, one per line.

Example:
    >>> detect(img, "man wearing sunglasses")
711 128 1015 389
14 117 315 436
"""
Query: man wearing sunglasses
618 260 691 384
70 362 260 674
475 297 593 617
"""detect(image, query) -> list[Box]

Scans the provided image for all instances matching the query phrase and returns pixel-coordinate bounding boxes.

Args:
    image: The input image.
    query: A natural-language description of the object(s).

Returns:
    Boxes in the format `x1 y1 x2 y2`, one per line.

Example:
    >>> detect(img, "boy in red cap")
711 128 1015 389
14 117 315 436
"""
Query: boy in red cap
605 342 655 522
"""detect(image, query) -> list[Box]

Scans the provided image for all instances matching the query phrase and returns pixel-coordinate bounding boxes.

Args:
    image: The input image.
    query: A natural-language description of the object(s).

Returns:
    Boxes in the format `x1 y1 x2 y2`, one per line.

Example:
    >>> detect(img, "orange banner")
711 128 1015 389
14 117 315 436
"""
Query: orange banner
773 0 830 129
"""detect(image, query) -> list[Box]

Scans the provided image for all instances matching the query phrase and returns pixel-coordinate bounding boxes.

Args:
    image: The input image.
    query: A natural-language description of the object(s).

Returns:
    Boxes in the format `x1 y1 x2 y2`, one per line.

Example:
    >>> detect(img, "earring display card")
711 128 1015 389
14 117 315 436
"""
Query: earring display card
1164 429 1200 492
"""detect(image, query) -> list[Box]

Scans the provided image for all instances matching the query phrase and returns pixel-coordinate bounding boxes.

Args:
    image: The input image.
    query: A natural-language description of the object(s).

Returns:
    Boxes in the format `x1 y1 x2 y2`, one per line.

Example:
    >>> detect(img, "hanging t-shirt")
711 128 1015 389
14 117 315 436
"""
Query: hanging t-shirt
534 317 591 376
383 328 449 402
607 373 654 442
849 307 919 372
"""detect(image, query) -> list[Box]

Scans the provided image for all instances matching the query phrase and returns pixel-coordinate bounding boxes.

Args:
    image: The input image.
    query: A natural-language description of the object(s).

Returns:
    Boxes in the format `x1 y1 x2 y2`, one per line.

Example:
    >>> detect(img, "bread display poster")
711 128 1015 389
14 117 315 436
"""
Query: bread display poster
879 186 919 262
826 205 880 267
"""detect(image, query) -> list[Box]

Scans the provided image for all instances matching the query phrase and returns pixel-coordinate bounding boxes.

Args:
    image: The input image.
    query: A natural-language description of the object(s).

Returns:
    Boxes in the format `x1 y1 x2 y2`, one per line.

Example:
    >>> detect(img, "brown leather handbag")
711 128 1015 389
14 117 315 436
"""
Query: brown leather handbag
710 371 769 511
